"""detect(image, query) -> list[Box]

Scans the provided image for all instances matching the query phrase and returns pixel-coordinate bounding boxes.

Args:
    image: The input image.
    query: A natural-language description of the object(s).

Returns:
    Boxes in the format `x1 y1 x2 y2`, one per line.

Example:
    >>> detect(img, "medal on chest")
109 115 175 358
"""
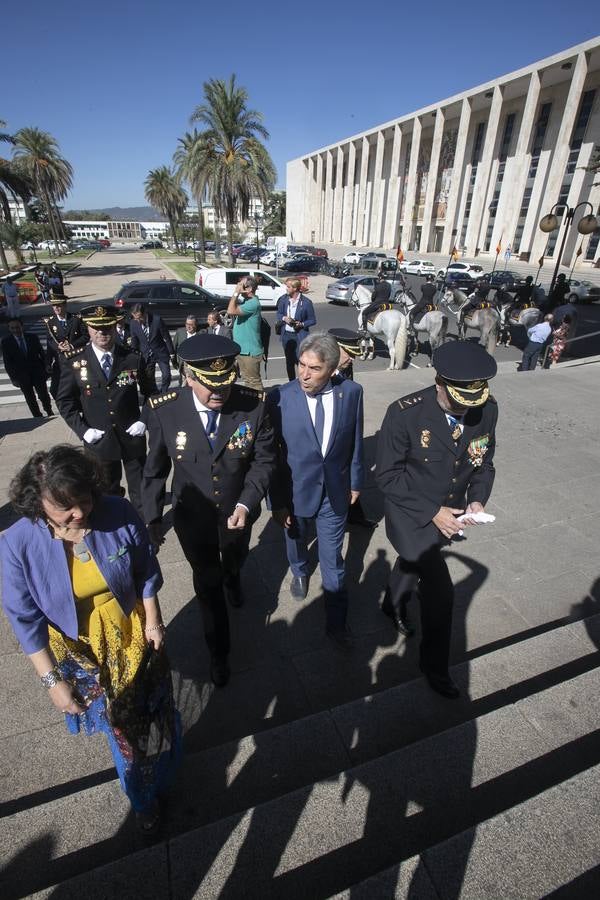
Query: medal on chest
467 434 489 467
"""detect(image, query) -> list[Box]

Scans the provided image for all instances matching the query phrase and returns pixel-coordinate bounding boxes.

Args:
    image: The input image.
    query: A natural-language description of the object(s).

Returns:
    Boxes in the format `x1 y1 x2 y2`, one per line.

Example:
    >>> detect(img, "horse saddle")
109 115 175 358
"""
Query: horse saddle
366 302 399 324
413 304 438 325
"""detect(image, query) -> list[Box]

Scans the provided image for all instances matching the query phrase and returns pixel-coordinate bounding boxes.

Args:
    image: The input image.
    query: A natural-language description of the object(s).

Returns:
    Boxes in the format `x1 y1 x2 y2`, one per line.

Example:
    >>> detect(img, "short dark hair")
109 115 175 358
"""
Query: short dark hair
131 303 147 314
9 445 106 521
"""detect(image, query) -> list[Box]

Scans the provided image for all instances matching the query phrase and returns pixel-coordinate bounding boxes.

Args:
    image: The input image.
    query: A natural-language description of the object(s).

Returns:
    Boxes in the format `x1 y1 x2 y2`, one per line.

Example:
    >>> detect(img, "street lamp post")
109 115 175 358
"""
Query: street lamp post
538 201 598 296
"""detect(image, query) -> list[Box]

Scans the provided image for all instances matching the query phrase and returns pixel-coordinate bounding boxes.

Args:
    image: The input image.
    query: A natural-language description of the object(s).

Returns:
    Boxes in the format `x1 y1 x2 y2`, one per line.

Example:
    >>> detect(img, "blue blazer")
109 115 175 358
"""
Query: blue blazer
1 495 163 654
267 375 364 517
130 313 175 362
275 293 316 345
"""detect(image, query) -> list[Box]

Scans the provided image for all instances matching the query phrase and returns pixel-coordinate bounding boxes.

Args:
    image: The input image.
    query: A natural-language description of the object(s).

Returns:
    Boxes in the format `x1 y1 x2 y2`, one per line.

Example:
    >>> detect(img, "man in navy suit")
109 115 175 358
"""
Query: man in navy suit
1 318 53 417
268 332 364 650
275 278 316 381
129 303 175 393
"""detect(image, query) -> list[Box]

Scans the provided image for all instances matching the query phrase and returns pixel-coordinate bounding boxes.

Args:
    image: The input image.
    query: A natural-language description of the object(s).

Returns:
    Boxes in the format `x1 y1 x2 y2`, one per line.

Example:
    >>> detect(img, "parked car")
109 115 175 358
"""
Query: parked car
140 240 163 249
566 279 600 303
326 274 407 305
480 270 525 289
281 254 326 273
98 239 111 248
437 262 484 279
113 280 224 328
343 251 364 265
400 259 437 276
437 271 477 293
194 265 286 309
360 251 389 271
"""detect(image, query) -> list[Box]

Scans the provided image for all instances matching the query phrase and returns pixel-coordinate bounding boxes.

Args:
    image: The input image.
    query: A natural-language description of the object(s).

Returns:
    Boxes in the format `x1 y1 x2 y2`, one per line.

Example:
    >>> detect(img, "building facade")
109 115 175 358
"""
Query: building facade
287 38 600 267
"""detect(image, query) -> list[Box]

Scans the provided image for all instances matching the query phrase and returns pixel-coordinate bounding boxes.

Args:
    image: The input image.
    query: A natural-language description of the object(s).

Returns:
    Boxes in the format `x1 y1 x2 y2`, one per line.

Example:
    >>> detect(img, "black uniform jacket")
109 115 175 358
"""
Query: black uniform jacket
376 385 498 562
142 384 276 535
44 313 87 362
56 343 149 462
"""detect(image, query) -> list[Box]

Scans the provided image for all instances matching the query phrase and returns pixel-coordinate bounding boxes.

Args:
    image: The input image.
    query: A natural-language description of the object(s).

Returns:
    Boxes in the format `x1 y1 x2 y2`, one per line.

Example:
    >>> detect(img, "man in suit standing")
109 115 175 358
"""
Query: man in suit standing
275 277 316 381
56 305 150 515
376 342 498 698
172 314 201 385
207 310 232 339
1 318 53 417
129 303 175 394
268 332 364 650
143 334 276 687
43 296 87 398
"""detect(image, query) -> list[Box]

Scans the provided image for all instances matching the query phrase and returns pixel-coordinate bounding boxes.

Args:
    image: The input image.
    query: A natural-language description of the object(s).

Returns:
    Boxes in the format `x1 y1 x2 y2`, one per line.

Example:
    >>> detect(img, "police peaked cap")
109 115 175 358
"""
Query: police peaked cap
328 328 363 358
433 341 497 407
80 304 123 326
178 333 241 387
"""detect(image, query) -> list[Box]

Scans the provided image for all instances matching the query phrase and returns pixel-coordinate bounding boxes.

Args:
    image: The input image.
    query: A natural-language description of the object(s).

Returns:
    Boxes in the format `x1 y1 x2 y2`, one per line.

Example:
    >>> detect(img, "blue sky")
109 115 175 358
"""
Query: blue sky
2 0 597 209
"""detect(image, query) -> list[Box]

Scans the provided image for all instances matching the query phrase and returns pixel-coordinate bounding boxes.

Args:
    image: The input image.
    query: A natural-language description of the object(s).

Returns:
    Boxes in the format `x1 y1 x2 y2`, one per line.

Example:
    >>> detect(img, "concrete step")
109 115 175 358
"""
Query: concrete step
3 619 600 898
329 763 600 899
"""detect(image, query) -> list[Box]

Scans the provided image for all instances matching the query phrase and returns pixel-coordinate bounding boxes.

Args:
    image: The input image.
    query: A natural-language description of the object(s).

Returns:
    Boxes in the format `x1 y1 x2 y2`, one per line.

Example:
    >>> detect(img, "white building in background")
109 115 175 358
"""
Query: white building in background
185 198 265 236
287 38 600 268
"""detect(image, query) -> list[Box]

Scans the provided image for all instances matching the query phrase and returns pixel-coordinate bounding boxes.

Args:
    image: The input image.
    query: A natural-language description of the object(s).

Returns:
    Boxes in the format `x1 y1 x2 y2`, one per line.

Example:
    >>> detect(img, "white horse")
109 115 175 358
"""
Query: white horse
395 292 448 360
442 289 500 355
351 283 409 370
498 303 540 346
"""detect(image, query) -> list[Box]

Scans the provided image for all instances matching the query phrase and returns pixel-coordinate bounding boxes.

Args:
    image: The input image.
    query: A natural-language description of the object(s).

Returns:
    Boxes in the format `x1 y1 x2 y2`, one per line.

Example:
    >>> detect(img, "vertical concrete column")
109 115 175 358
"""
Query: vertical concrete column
342 141 357 243
442 98 472 252
384 124 403 247
561 93 600 266
402 117 422 251
357 136 370 246
498 71 541 252
315 153 324 241
369 130 386 247
323 150 334 242
465 85 504 253
332 145 345 242
420 107 446 252
528 52 590 261
307 156 318 242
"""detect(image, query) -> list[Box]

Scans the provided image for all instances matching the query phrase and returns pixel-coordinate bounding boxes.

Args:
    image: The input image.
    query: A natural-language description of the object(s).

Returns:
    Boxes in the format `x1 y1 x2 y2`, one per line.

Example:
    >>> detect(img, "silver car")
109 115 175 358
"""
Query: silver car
326 275 407 305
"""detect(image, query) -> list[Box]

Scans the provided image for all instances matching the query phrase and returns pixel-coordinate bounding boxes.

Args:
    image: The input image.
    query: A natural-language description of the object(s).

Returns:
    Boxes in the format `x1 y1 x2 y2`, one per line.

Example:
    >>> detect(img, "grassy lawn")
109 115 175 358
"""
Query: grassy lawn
166 261 199 282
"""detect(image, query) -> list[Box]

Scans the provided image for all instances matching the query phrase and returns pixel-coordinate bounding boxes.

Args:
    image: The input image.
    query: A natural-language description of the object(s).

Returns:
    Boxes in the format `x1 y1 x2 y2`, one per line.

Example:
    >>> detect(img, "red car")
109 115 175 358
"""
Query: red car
98 239 111 248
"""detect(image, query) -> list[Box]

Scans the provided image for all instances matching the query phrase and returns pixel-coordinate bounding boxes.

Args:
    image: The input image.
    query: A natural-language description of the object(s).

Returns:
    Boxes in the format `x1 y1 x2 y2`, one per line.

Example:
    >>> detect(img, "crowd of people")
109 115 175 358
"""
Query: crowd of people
1 275 500 832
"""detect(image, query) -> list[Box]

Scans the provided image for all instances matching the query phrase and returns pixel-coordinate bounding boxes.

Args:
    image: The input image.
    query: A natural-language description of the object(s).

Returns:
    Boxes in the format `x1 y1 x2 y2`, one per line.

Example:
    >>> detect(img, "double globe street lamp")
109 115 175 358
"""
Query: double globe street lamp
539 201 598 295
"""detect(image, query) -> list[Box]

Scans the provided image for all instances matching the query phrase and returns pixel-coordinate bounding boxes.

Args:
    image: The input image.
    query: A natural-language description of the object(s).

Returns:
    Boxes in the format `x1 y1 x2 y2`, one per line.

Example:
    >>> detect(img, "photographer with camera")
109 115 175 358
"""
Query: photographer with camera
275 278 317 381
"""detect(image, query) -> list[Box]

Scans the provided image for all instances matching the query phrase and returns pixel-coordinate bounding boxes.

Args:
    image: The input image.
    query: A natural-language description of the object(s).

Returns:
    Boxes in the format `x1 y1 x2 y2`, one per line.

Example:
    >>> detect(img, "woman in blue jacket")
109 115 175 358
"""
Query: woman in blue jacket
0 445 180 831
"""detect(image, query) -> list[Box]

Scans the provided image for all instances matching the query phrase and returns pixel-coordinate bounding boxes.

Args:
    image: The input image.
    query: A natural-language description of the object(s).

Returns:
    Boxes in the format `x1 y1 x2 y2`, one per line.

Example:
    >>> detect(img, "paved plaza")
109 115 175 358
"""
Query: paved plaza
1 287 599 896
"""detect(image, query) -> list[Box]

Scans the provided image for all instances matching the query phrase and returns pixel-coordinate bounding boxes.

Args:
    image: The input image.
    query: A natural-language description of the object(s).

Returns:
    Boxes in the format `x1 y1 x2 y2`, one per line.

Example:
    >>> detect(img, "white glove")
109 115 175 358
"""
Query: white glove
83 428 105 444
126 421 146 437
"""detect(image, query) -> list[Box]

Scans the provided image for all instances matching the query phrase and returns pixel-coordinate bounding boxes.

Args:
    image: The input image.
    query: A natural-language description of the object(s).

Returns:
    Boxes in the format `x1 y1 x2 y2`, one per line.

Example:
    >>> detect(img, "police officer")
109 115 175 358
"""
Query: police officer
408 274 438 332
458 278 491 329
359 272 392 333
56 305 150 515
376 342 498 698
142 334 276 687
43 296 88 398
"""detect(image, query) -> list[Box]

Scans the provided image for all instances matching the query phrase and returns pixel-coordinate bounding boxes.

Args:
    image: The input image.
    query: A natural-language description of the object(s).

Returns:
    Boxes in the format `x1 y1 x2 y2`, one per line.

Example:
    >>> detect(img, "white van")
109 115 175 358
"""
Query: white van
194 266 286 310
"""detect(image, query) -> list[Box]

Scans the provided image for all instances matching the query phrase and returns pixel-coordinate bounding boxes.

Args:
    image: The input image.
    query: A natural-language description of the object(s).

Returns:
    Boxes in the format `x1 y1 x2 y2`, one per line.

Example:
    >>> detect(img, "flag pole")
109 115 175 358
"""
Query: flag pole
491 233 502 277
568 243 583 281
534 255 544 287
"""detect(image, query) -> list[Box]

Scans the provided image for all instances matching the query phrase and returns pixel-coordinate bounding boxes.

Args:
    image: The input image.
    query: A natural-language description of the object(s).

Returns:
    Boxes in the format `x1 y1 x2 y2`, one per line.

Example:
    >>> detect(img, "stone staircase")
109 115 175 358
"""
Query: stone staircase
3 613 600 899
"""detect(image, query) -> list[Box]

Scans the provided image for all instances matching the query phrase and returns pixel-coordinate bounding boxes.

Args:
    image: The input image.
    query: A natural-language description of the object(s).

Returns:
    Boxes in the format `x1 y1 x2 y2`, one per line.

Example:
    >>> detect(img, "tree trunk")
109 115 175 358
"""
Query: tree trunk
226 217 236 267
214 217 221 262
52 199 66 240
0 237 9 271
42 188 61 247
196 196 206 263
169 217 179 252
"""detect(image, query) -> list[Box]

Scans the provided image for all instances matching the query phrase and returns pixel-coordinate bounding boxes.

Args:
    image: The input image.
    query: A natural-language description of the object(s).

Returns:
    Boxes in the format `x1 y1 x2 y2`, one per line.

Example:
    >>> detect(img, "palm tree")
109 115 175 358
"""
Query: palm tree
190 75 276 264
12 127 73 246
144 166 188 252
173 130 208 263
0 221 27 266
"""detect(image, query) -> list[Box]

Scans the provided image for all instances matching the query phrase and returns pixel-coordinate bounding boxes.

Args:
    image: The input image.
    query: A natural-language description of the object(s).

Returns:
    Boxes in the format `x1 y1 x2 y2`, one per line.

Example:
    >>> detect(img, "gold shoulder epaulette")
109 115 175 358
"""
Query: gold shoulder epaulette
66 347 85 361
397 394 423 411
148 390 178 409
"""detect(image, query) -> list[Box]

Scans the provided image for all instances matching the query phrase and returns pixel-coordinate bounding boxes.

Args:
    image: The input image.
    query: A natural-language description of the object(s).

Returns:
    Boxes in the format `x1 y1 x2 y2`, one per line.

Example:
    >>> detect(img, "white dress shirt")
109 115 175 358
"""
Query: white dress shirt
305 382 334 455
285 296 300 332
192 391 221 433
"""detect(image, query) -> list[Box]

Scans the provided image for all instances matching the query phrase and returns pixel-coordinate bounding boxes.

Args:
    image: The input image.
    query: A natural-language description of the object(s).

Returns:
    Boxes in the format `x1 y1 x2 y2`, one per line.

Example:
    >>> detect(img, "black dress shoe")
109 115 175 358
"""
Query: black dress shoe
326 627 355 653
420 668 460 699
210 656 230 687
381 602 415 637
224 575 243 608
290 575 308 599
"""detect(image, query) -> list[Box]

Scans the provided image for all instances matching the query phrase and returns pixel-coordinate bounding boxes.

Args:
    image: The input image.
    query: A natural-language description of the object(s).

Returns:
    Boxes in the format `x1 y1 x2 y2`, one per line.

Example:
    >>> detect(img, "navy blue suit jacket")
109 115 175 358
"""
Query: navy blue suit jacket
267 375 364 517
275 293 316 345
129 313 174 362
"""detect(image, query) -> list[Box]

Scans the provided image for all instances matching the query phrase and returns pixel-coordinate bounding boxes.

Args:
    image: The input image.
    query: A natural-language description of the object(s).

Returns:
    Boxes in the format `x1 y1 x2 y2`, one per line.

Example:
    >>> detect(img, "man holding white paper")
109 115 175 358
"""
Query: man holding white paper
376 342 498 698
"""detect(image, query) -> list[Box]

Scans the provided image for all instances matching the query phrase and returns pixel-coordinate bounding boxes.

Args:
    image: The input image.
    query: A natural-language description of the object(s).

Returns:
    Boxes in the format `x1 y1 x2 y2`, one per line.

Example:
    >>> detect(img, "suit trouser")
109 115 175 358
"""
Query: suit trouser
387 548 454 676
281 334 299 381
20 376 52 417
144 357 171 394
173 506 251 658
285 493 348 632
236 354 264 391
103 456 145 517
520 340 544 371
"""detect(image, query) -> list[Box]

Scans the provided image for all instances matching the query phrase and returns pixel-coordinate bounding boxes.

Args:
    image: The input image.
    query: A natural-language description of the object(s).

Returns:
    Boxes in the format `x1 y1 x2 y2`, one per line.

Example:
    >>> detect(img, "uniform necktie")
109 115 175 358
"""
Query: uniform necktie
101 353 112 379
204 410 219 449
314 393 325 449
448 414 462 442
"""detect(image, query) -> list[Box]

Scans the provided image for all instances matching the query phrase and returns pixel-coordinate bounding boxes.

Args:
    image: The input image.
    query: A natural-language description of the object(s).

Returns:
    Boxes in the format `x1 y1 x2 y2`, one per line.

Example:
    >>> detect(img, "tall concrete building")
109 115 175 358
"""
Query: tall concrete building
287 38 600 268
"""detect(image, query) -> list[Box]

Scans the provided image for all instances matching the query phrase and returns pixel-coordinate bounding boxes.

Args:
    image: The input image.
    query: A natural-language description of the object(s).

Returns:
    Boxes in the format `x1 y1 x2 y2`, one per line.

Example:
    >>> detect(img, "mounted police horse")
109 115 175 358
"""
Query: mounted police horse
351 282 410 370
498 302 540 346
395 292 448 362
442 288 499 355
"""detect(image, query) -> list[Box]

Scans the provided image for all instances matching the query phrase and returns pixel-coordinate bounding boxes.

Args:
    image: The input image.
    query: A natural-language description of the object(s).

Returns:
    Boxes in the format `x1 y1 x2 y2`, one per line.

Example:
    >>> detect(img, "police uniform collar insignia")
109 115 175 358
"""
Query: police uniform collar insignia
420 429 431 448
